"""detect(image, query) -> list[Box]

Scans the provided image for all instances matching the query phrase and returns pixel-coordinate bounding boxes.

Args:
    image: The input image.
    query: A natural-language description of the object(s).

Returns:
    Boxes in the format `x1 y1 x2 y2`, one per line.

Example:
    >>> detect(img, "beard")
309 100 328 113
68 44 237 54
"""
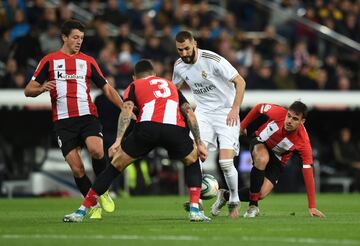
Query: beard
181 47 196 64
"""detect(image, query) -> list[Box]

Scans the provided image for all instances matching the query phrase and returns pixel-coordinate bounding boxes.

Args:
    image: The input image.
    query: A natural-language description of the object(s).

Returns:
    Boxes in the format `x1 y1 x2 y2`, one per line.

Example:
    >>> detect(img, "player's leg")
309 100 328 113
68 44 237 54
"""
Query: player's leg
83 116 115 213
244 148 282 218
182 147 211 222
243 178 273 218
63 123 154 222
65 147 92 197
164 124 210 222
218 149 240 218
63 149 135 222
215 111 240 218
81 116 107 177
55 118 93 198
247 139 269 207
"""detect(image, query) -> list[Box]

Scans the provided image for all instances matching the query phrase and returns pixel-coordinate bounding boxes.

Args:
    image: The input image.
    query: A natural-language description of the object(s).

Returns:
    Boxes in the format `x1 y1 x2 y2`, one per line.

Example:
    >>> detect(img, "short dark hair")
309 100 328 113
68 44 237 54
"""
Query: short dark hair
175 30 194 43
61 19 85 37
134 59 155 77
289 101 308 119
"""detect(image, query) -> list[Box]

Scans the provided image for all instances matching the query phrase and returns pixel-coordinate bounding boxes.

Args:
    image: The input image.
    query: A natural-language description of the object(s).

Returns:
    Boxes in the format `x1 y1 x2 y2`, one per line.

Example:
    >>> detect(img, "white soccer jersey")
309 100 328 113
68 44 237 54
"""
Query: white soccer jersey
172 48 239 113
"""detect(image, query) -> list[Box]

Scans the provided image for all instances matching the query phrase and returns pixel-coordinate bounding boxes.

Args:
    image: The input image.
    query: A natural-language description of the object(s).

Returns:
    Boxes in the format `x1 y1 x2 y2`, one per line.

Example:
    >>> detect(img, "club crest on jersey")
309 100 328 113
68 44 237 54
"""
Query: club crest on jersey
201 70 207 79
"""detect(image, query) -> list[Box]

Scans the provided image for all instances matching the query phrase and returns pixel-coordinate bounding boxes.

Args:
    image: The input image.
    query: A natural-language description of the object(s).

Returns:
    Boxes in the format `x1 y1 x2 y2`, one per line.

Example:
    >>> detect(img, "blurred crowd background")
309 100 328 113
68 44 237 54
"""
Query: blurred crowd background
0 0 359 90
0 0 360 196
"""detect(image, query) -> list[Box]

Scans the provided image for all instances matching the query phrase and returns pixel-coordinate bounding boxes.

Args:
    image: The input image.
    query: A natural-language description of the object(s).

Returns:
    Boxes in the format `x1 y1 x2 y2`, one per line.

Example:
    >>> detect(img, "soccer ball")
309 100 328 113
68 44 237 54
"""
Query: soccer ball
201 174 219 200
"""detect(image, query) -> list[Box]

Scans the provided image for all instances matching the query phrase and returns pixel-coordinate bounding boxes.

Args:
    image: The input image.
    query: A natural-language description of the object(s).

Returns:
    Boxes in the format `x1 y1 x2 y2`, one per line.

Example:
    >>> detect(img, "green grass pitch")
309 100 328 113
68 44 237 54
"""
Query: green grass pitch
0 194 359 246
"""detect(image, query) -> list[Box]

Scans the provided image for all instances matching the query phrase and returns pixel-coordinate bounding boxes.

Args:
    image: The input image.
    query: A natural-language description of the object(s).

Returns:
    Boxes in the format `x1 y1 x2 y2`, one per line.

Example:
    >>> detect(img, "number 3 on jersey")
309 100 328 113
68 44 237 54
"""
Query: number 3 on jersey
150 78 171 98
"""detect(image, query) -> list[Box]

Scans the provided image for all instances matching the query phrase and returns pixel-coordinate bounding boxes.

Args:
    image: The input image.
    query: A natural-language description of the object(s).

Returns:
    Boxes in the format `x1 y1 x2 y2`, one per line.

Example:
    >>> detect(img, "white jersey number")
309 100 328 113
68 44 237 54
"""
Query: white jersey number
150 78 171 98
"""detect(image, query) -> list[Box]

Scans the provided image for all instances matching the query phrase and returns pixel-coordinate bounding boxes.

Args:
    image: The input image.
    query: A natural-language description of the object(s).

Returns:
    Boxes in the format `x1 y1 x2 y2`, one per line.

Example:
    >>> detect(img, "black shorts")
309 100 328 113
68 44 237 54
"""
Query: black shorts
122 122 193 160
54 115 103 157
249 137 284 185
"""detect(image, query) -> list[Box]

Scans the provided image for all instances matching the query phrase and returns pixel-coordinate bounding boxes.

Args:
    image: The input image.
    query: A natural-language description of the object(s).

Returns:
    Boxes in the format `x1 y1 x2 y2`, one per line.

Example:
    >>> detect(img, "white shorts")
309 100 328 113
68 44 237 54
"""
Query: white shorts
193 109 240 155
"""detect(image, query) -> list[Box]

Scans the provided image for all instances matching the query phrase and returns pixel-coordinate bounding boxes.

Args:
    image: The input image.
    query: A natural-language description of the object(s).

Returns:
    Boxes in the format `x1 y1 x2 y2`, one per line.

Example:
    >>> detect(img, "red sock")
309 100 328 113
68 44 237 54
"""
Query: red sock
249 192 261 202
188 187 201 204
82 188 98 208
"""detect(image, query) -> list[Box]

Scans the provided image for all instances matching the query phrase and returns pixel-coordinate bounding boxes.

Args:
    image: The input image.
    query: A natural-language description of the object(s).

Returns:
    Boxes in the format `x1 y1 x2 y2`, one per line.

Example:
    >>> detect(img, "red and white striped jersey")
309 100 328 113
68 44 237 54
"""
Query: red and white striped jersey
31 50 107 121
124 76 187 128
241 103 313 165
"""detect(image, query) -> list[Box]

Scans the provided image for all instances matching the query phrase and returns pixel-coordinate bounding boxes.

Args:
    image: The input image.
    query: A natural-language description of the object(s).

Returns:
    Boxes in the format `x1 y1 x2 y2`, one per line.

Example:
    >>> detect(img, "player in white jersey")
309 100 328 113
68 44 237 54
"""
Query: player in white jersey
172 31 246 218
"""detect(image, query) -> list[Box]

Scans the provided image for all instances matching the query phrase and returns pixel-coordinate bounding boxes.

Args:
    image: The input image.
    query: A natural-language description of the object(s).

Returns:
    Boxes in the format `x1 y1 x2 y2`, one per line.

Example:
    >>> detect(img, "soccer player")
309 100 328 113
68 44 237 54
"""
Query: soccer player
24 19 121 218
211 101 326 218
63 59 210 222
172 31 246 218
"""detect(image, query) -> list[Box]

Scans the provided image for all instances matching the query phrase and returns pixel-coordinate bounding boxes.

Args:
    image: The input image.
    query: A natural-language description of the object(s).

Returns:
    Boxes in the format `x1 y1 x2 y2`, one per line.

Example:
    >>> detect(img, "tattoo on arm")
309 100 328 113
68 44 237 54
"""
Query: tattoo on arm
116 101 133 139
181 102 201 145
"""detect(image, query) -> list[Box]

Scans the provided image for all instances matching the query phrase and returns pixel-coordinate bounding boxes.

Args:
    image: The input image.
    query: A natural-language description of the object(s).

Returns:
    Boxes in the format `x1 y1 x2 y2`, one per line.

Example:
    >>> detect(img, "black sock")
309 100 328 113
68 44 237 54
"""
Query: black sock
238 187 250 201
74 175 92 197
185 160 202 187
92 156 107 177
92 164 121 195
249 166 264 206
250 166 265 193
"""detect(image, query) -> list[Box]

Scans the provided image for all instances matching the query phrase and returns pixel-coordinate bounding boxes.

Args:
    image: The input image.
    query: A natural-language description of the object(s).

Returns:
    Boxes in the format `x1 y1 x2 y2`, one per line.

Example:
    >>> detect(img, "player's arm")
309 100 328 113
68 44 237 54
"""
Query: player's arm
302 163 325 218
102 83 123 110
108 84 135 158
240 104 265 135
24 60 55 97
91 61 123 109
178 90 206 161
175 80 185 89
227 74 246 126
300 140 326 218
24 80 56 97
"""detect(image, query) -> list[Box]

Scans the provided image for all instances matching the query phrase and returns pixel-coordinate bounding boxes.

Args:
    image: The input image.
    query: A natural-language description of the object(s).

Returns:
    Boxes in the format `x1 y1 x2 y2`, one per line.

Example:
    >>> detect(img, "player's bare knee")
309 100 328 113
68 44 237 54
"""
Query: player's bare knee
253 155 269 169
88 148 104 159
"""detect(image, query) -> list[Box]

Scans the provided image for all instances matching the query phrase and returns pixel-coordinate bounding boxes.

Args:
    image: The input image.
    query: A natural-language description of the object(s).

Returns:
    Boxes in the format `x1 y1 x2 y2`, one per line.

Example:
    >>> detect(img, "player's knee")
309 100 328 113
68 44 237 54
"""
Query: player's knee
219 159 234 172
88 148 104 159
253 154 269 169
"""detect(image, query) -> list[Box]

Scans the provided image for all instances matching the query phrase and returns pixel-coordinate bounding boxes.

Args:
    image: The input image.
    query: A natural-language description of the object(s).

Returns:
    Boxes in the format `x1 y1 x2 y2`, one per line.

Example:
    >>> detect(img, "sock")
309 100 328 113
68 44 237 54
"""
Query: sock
92 156 107 177
219 159 239 203
238 187 250 201
92 164 121 195
74 175 92 197
185 160 202 187
82 188 99 208
189 187 201 209
249 166 264 206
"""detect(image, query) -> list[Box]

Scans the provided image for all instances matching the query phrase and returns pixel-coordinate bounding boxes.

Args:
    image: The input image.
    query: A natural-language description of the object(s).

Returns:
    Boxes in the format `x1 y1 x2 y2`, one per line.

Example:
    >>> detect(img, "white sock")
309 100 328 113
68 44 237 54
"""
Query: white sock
219 159 239 203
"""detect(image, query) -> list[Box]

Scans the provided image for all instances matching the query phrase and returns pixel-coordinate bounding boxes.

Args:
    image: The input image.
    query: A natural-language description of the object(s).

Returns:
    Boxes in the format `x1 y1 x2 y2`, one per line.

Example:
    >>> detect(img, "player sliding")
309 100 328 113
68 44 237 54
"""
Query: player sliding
211 101 326 218
63 59 211 222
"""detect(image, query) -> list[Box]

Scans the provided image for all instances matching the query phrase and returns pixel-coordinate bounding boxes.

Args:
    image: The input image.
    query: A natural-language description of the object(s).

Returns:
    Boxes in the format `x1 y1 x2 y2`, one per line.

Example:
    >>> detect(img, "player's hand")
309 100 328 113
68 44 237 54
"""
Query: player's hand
308 208 326 218
240 127 247 136
108 139 121 158
197 141 207 162
41 80 56 93
226 109 239 127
